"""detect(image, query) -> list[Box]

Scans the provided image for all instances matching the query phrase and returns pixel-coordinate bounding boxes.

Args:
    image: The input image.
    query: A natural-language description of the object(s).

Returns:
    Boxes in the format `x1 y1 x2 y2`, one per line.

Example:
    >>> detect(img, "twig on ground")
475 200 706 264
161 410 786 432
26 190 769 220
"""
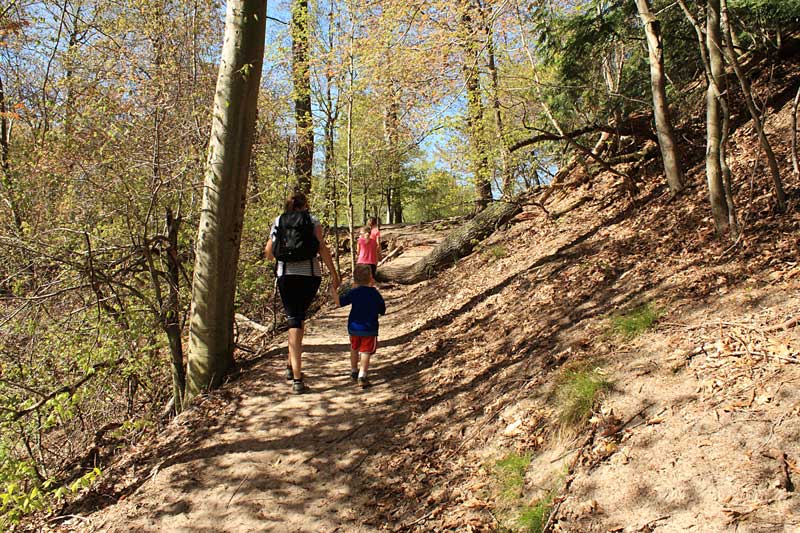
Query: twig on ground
227 472 252 507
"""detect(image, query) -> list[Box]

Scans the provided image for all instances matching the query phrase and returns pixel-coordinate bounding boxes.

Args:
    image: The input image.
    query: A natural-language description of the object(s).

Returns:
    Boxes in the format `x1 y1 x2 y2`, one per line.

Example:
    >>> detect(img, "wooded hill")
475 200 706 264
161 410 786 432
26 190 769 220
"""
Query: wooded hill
0 0 799 530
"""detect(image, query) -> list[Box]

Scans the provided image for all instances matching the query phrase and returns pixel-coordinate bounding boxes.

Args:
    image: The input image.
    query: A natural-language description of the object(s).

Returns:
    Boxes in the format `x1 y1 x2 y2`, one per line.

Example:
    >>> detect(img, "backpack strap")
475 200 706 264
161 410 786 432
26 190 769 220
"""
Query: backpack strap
305 211 315 275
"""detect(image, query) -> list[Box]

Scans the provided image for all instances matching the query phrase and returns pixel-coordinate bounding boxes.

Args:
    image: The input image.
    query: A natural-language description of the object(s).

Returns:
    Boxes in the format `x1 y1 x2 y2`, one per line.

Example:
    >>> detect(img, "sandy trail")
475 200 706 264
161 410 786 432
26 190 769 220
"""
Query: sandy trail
89 246 437 532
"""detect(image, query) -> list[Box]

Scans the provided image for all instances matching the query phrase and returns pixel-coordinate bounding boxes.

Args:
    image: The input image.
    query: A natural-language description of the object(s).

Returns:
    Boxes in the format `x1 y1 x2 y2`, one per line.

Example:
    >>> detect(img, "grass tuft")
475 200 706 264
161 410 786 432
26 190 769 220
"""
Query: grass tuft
483 244 507 261
556 369 610 427
494 451 532 500
517 495 554 533
610 302 662 339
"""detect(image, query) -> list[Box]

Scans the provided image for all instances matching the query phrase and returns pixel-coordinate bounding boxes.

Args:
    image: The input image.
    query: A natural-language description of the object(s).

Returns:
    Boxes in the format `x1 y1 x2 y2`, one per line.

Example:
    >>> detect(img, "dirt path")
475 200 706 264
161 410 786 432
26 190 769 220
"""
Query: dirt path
86 243 440 532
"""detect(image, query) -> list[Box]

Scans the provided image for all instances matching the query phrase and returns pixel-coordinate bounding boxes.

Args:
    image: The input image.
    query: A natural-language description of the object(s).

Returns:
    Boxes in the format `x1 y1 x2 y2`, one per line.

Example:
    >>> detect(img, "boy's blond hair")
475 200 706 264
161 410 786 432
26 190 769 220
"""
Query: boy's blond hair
353 264 372 285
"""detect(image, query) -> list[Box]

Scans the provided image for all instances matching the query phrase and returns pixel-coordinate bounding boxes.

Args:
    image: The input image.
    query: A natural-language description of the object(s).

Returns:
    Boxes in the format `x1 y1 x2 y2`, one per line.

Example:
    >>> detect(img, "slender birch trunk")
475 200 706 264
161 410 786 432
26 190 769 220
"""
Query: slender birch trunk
635 0 684 195
706 0 733 233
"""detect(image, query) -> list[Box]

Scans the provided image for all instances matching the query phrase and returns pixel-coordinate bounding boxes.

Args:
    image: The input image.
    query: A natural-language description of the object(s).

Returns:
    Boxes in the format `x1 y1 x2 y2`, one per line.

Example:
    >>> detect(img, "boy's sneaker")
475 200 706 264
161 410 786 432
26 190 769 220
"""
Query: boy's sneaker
358 376 371 389
349 370 359 381
285 366 293 381
292 380 307 394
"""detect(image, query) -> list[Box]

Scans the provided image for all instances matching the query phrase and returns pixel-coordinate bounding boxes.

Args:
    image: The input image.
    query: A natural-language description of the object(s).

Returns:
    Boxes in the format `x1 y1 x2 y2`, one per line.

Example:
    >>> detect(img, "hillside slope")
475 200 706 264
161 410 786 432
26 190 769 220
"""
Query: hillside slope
46 65 800 533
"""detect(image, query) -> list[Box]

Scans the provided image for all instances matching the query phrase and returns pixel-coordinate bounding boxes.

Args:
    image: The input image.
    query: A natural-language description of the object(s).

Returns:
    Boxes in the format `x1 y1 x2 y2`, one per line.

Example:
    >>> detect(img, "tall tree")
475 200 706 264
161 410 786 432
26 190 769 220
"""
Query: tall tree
482 3 513 198
460 0 492 212
678 0 732 233
292 0 314 194
634 0 684 195
384 82 403 223
705 0 734 232
184 0 266 405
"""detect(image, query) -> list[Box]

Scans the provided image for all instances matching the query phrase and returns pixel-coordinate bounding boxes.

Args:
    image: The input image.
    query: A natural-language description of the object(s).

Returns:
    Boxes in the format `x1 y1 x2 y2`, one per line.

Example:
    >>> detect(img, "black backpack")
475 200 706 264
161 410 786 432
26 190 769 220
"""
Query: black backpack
272 211 319 262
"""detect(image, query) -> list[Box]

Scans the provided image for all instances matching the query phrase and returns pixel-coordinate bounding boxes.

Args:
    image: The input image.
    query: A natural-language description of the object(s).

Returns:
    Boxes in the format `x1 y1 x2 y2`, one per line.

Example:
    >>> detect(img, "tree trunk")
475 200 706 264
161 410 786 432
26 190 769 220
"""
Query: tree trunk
792 86 800 177
460 1 492 212
384 87 403 223
164 208 186 414
485 14 513 197
391 191 403 223
635 0 684 195
323 3 341 276
721 0 785 212
345 16 356 273
0 73 23 233
705 0 731 233
184 0 266 406
292 0 313 195
380 200 520 284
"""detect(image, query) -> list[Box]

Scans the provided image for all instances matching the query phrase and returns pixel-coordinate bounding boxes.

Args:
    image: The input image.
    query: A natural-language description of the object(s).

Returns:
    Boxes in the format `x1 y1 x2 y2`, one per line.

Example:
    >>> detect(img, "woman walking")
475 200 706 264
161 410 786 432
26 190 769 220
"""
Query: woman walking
266 192 339 393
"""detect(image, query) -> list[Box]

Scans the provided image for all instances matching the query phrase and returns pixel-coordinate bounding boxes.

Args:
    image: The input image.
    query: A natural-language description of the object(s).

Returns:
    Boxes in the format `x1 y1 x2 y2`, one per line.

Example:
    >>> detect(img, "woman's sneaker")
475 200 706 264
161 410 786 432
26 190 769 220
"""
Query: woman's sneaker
285 366 293 381
349 370 359 381
358 376 371 389
292 380 307 394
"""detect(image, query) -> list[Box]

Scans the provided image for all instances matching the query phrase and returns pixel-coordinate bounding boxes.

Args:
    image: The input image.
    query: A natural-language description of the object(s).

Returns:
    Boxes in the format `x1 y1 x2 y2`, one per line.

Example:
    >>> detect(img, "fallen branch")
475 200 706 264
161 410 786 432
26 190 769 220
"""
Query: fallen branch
235 313 271 334
765 314 800 332
377 245 403 266
509 116 657 153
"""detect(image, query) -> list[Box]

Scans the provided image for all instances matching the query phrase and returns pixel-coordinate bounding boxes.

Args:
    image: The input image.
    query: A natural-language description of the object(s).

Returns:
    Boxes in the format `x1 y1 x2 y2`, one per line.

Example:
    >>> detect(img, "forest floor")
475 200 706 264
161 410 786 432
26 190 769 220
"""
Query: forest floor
49 71 800 532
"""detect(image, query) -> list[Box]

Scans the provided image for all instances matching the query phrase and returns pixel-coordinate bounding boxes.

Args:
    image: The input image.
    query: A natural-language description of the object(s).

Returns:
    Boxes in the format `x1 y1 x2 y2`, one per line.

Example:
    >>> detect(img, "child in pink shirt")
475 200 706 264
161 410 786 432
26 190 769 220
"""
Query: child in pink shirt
356 225 379 280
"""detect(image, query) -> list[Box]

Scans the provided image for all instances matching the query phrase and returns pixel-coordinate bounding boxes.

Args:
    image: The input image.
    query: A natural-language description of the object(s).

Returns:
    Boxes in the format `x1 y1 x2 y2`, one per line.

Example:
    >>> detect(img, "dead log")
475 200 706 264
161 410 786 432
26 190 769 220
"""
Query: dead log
378 200 521 284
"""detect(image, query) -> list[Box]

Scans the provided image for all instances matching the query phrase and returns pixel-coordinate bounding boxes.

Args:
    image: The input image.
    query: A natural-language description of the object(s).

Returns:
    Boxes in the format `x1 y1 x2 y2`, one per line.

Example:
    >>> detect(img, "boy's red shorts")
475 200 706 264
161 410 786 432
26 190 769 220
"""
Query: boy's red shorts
350 335 377 354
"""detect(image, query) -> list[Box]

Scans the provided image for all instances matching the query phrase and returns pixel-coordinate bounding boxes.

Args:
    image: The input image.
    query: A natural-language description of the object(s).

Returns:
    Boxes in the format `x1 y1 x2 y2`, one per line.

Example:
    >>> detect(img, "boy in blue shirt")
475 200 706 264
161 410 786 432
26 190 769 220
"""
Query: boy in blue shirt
335 265 386 388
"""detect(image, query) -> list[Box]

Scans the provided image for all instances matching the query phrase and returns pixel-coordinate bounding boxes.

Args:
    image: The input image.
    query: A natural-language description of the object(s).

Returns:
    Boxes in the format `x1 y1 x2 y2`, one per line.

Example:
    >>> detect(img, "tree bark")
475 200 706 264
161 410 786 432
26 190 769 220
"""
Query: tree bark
792 86 800 177
384 85 403 223
323 3 341 276
379 200 520 284
292 0 313 195
460 1 492 212
484 13 513 197
184 0 266 405
634 0 684 195
705 0 731 233
164 208 186 414
346 21 356 272
0 73 23 233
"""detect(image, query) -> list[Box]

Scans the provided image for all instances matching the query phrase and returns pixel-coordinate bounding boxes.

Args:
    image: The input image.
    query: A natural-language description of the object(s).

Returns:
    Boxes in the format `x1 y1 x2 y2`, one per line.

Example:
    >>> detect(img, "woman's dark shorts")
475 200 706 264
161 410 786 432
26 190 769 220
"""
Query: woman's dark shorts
277 275 321 328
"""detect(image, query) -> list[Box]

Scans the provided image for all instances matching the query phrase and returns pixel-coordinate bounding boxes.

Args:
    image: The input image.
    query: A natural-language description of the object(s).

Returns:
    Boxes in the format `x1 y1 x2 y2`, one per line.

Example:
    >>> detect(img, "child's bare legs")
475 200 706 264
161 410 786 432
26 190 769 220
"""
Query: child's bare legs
349 348 359 378
359 352 372 375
